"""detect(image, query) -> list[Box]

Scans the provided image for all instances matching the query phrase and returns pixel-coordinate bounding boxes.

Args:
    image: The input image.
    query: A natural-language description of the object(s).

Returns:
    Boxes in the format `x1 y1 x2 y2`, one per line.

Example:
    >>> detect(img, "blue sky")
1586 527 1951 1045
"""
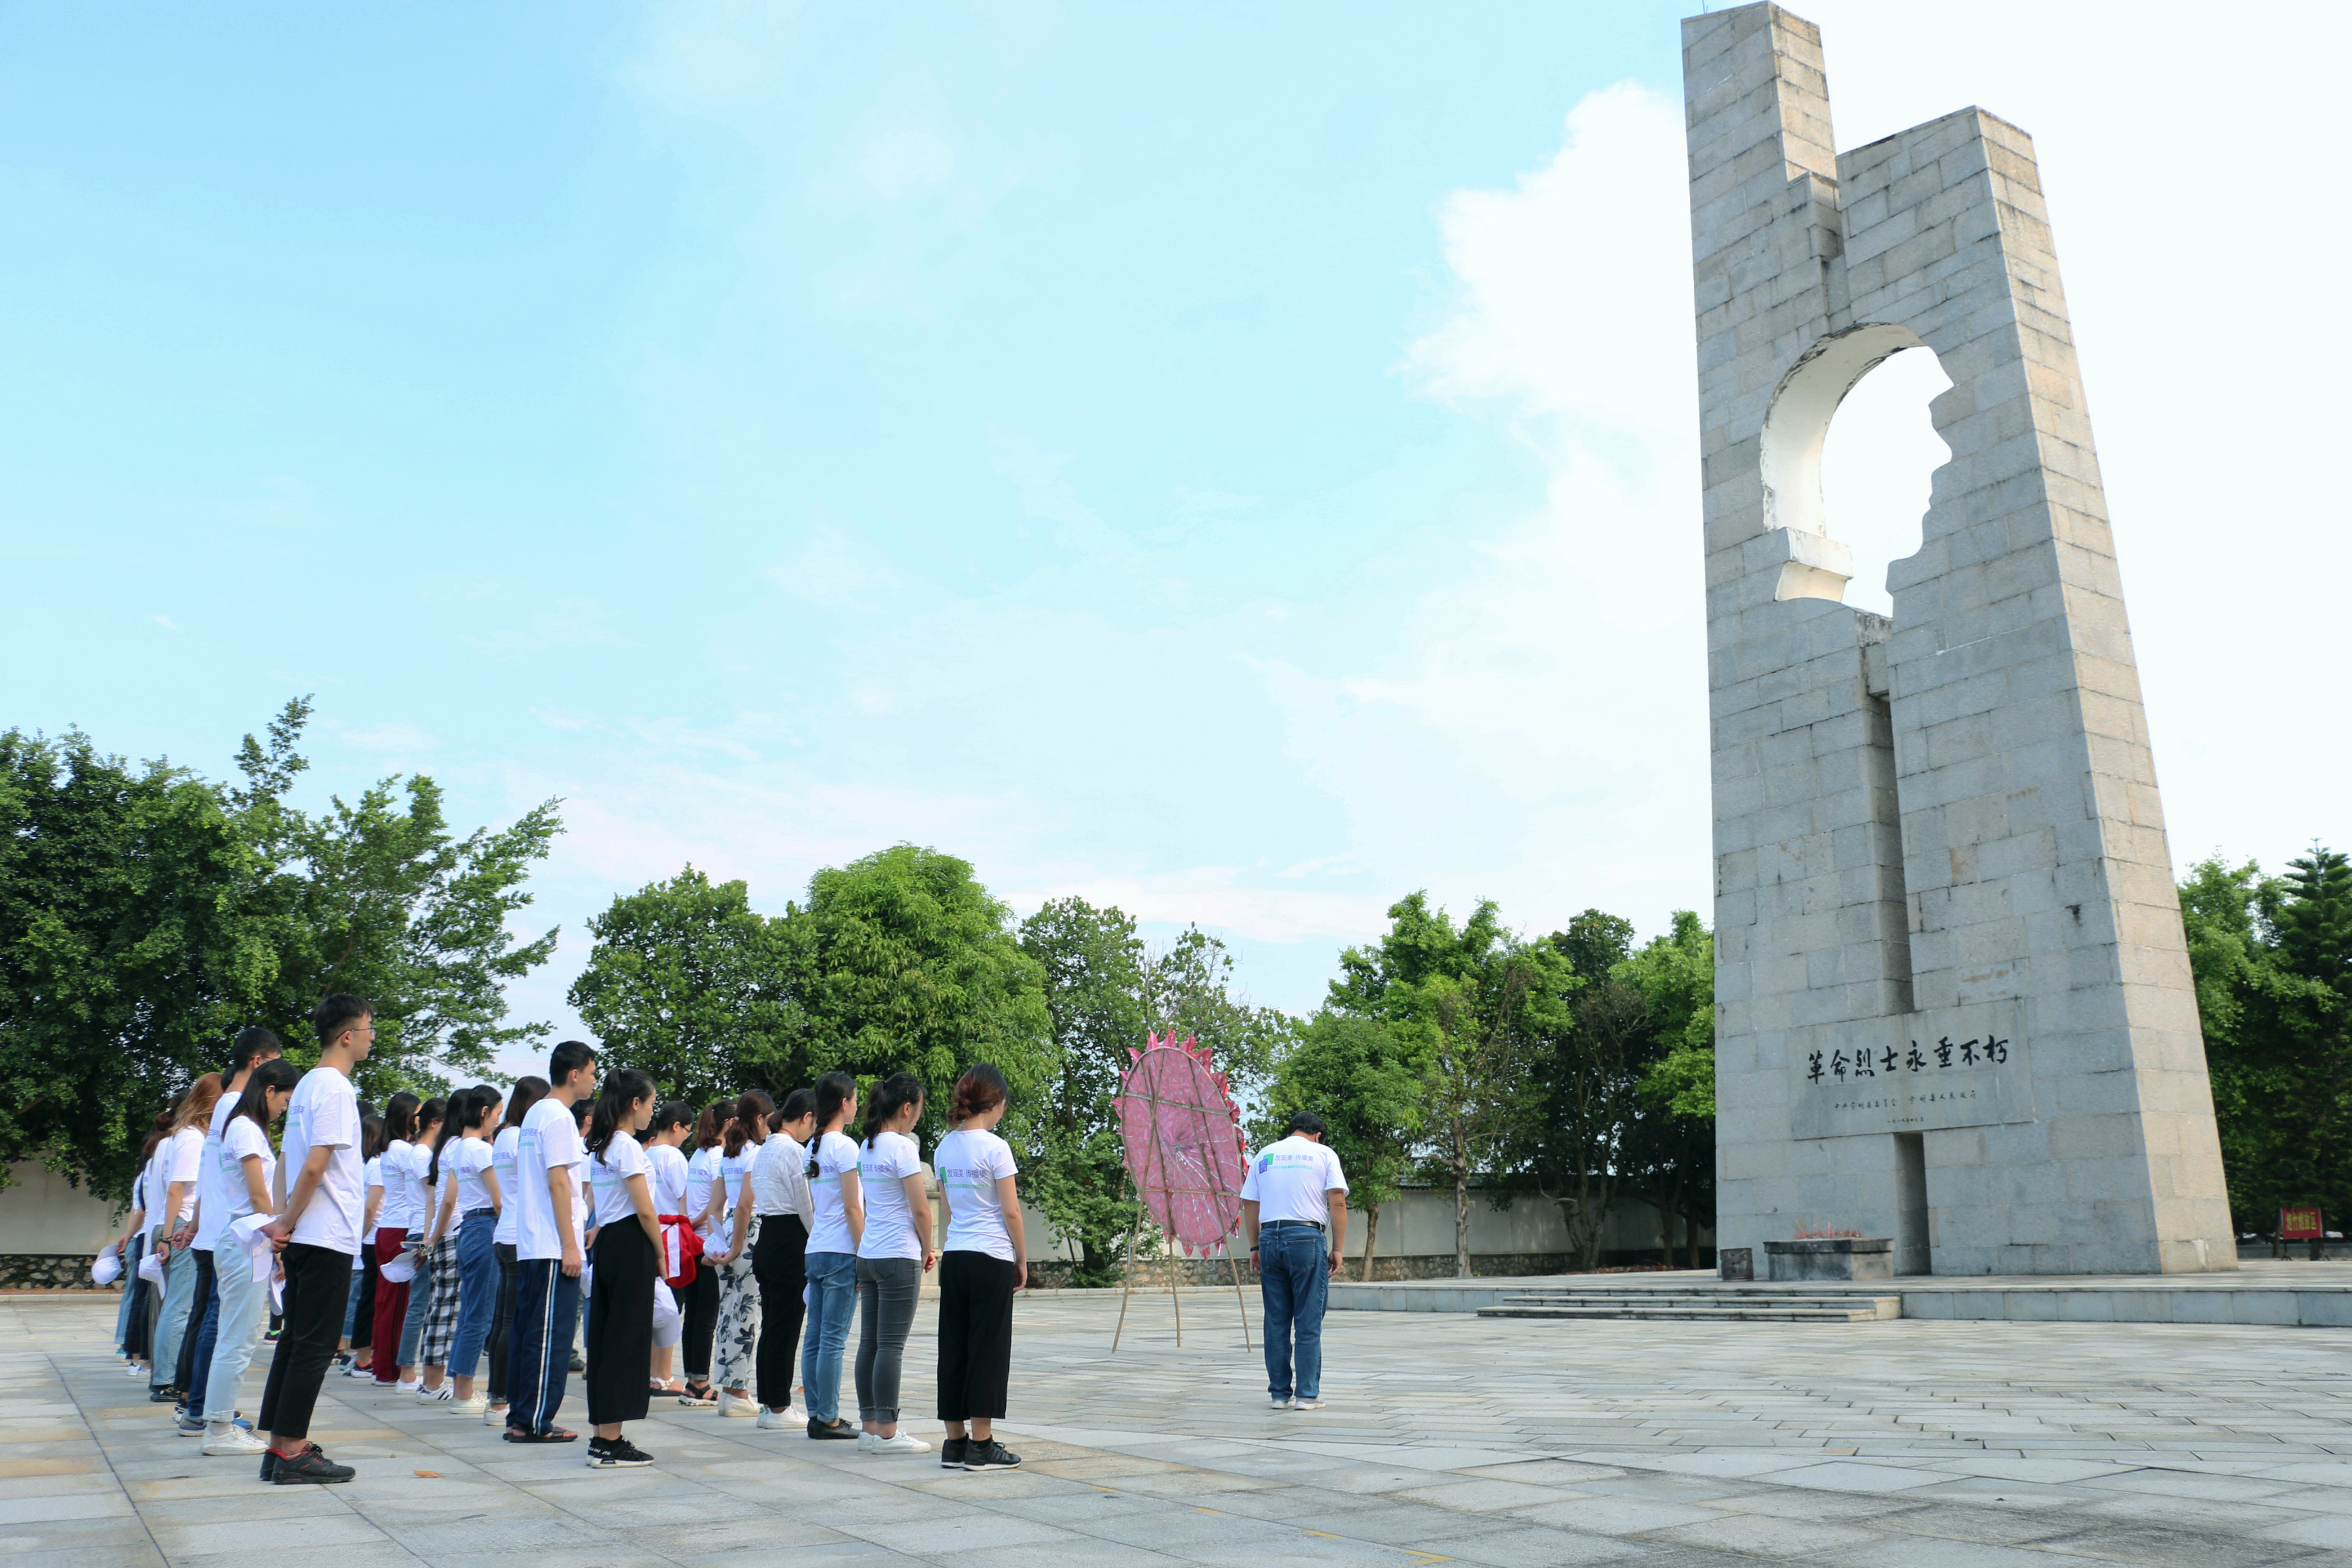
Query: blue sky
6 3 2346 1073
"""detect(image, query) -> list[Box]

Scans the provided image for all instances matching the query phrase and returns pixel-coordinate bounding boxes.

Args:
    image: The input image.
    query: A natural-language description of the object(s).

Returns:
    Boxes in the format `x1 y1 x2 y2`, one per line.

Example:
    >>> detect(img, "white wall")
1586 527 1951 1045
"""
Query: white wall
0 1162 124 1253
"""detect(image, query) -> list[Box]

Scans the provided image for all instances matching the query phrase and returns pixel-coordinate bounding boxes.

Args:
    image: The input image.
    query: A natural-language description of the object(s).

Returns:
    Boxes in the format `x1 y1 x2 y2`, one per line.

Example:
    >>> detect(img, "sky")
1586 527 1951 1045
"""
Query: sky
4 1 2346 1077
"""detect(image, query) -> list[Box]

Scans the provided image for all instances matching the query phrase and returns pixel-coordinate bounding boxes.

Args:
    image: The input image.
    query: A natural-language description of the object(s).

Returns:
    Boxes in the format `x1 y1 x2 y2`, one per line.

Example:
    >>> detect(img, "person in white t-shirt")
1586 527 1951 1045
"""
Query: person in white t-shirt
748 1088 816 1428
255 992 373 1485
674 1101 730 1407
440 1085 503 1414
932 1063 1026 1472
1240 1111 1349 1411
393 1097 448 1391
798 1073 864 1439
581 1068 663 1469
852 1072 935 1455
505 1041 598 1444
150 1074 222 1406
181 1025 285 1435
482 1076 549 1431
370 1093 424 1387
642 1103 696 1395
196 1056 299 1457
709 1090 772 1417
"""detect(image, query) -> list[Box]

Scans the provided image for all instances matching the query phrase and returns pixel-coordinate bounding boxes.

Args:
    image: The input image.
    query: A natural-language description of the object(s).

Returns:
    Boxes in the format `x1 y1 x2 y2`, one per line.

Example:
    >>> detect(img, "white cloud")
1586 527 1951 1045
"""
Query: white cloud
341 721 438 754
152 613 177 631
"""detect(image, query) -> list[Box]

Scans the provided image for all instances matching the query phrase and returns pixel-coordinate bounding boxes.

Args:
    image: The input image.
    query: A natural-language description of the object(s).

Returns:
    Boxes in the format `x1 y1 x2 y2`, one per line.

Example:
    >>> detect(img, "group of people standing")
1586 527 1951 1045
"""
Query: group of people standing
106 995 1034 1481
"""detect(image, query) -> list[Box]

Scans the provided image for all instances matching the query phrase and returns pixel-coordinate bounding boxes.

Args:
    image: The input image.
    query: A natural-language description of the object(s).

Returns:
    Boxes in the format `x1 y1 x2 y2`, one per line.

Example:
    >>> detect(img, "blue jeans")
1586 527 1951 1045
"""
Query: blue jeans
449 1211 499 1378
398 1230 431 1367
151 1242 200 1390
114 1262 139 1354
799 1251 858 1423
202 1242 270 1424
181 1251 221 1413
507 1259 581 1435
1259 1222 1329 1401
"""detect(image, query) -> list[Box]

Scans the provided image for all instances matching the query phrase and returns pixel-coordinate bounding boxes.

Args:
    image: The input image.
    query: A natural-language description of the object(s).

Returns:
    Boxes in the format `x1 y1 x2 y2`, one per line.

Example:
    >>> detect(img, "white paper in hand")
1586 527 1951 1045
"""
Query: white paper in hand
230 1212 275 1284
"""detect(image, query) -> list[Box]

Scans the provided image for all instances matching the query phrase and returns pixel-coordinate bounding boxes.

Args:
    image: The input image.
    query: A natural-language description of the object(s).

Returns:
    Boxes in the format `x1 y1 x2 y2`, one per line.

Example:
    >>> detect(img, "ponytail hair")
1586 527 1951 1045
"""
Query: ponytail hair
649 1101 693 1140
860 1072 925 1149
172 1073 224 1134
502 1076 549 1130
361 1115 387 1161
587 1069 656 1160
231 1059 302 1133
813 1072 855 1135
778 1088 817 1128
949 1063 1008 1127
384 1092 421 1146
422 1095 455 1186
696 1101 729 1152
723 1091 773 1159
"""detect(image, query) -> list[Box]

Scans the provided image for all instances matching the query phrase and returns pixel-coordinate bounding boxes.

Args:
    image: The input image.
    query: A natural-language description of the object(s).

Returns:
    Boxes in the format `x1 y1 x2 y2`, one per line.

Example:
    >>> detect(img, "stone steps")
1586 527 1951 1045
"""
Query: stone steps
1477 1289 1901 1323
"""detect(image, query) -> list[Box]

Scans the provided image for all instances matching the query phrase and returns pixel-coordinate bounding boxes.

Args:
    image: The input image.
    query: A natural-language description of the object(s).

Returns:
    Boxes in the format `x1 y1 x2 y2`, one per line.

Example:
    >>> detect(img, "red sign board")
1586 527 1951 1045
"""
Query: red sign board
2280 1206 2325 1240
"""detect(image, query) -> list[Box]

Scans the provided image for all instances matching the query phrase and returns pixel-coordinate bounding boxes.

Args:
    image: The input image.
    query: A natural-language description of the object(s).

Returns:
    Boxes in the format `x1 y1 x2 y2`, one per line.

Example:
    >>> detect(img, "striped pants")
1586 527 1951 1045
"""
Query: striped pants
418 1239 460 1367
504 1259 581 1435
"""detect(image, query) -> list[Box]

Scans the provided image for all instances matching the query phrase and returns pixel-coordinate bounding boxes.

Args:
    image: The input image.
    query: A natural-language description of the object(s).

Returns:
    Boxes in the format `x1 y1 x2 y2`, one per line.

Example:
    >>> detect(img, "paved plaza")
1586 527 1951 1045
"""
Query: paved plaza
6 1288 2352 1567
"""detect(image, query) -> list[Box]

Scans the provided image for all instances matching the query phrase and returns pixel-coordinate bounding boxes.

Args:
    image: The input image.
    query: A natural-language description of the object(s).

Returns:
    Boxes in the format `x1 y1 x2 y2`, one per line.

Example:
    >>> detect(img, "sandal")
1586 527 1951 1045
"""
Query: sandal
676 1382 718 1408
504 1426 578 1444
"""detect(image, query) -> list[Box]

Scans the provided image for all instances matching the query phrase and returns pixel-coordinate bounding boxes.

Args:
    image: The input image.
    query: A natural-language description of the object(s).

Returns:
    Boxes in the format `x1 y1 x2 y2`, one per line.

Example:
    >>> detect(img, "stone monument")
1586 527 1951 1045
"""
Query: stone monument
1687 4 2236 1274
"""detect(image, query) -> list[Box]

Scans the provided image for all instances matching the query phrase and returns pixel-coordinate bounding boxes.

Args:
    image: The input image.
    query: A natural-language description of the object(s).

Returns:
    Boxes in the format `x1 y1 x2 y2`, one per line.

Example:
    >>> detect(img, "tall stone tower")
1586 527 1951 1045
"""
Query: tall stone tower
1687 4 2235 1273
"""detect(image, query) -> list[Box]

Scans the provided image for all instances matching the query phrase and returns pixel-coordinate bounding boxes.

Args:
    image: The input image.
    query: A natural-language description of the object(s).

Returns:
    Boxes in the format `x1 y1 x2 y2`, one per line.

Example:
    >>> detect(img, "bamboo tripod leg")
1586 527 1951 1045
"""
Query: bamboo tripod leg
1110 1175 1148 1354
1226 1236 1252 1350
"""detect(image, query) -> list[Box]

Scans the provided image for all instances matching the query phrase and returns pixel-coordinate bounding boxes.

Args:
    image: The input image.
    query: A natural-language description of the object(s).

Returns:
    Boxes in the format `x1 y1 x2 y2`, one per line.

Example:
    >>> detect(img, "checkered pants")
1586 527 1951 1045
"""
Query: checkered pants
418 1238 461 1367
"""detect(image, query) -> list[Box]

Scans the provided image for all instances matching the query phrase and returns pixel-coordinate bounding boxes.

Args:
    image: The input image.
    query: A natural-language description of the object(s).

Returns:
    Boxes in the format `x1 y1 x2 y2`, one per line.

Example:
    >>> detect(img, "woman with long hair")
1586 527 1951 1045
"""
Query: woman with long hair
749 1089 817 1429
933 1063 1025 1470
643 1102 696 1395
115 1107 175 1373
582 1068 663 1468
484 1075 549 1430
853 1072 934 1454
438 1084 502 1414
196 1058 302 1456
393 1096 447 1390
710 1090 772 1416
152 1075 223 1406
674 1100 730 1406
798 1072 863 1439
372 1092 423 1386
342 1115 386 1379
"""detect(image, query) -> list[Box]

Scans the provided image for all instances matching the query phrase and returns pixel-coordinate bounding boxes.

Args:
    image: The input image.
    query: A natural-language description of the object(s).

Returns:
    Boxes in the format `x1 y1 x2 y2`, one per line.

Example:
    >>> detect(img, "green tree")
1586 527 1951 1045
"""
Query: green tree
779 845 1053 1146
2184 848 2352 1237
1017 896 1150 1284
1143 925 1291 1110
1266 1011 1430 1279
1523 910 1645 1269
1331 892 1570 1277
1618 911 1716 1268
0 729 282 1200
570 867 799 1106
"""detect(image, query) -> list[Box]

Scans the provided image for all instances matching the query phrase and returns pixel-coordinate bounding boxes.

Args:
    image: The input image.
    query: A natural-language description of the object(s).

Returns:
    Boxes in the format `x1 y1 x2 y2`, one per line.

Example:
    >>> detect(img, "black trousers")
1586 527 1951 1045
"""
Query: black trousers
680 1258 720 1382
936 1250 1017 1422
751 1213 808 1408
257 1242 352 1443
487 1241 518 1399
174 1248 217 1389
584 1222 654 1427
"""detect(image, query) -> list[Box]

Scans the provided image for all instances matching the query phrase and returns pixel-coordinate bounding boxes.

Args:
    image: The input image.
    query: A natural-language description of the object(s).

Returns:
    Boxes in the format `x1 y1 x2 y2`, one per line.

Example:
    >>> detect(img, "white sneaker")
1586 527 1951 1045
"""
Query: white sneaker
1270 1395 1293 1410
484 1404 509 1428
344 1364 378 1379
126 1364 148 1379
784 1404 808 1426
857 1430 876 1453
717 1391 756 1418
755 1407 797 1430
416 1382 453 1404
870 1432 930 1455
1292 1398 1326 1411
450 1395 487 1416
395 1378 422 1393
201 1424 267 1456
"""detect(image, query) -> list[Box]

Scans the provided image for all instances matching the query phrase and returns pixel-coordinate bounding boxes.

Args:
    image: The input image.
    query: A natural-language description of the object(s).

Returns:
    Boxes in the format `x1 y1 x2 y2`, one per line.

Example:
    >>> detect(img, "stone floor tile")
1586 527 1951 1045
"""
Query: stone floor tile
147 1511 393 1558
1437 1525 1671 1565
2253 1511 2352 1550
0 1489 135 1524
1508 1496 1723 1534
2027 1522 2320 1566
1645 1511 1888 1558
840 1510 1087 1553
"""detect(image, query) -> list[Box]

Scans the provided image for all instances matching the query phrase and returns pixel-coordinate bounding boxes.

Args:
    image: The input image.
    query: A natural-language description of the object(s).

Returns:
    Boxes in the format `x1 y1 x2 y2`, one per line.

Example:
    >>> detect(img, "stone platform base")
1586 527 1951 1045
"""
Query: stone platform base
1332 1259 2352 1326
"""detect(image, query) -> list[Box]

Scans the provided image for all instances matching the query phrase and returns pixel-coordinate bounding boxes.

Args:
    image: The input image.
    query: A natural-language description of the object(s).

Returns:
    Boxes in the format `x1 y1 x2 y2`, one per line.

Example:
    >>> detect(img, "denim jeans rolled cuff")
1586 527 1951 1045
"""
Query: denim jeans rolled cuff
448 1210 500 1379
1257 1222 1328 1402
397 1230 432 1367
181 1251 222 1414
151 1241 201 1389
798 1250 859 1424
203 1245 270 1424
852 1255 921 1426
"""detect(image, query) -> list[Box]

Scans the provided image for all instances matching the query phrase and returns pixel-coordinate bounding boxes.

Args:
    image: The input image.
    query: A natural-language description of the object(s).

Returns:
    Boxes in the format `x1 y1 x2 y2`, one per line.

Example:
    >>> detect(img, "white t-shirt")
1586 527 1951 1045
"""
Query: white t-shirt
592 1131 651 1229
716 1143 758 1253
803 1130 861 1255
364 1155 384 1226
1240 1135 1349 1226
491 1126 522 1244
162 1126 203 1228
685 1146 721 1237
856 1132 928 1262
193 1094 241 1251
514 1097 585 1262
450 1137 496 1212
139 1153 163 1236
648 1143 689 1216
219 1115 275 1226
284 1066 364 1255
936 1128 1019 1262
752 1132 811 1220
377 1140 417 1231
